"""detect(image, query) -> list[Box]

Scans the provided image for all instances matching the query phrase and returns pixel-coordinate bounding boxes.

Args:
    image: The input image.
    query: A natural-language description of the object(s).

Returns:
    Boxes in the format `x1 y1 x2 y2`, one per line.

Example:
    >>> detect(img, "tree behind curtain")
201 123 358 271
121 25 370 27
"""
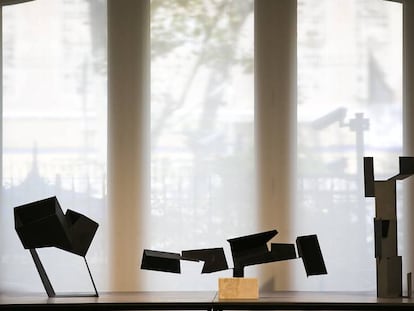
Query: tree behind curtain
147 0 255 290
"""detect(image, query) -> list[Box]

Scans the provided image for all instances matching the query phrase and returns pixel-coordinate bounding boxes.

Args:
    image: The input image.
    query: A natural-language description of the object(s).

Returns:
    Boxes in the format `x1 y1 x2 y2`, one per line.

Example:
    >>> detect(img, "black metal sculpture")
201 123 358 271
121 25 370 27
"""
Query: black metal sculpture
141 250 187 274
364 156 414 298
140 229 327 278
14 196 99 297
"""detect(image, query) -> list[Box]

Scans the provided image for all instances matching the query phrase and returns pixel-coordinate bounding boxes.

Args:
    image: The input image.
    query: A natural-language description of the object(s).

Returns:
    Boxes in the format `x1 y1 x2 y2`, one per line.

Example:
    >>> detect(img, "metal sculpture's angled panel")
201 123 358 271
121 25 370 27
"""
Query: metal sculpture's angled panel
65 209 98 257
270 243 297 261
399 156 414 175
373 181 397 219
296 235 327 277
141 249 182 274
14 197 72 251
363 157 375 197
181 248 228 273
227 229 277 273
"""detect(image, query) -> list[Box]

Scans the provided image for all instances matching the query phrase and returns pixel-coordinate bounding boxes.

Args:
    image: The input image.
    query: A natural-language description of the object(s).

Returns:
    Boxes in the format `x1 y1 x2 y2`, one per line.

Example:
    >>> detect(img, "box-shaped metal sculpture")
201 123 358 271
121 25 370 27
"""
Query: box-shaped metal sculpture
14 196 99 297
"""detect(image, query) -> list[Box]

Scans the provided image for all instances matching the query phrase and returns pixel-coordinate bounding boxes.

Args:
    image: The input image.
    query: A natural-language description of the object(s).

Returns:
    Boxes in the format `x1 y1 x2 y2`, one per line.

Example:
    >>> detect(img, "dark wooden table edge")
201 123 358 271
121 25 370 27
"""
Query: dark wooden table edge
2 291 414 310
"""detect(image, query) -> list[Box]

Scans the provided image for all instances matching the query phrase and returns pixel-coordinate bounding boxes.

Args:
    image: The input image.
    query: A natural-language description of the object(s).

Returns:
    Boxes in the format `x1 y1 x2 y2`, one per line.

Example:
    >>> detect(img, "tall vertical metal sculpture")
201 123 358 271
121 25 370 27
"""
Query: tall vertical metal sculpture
364 156 414 298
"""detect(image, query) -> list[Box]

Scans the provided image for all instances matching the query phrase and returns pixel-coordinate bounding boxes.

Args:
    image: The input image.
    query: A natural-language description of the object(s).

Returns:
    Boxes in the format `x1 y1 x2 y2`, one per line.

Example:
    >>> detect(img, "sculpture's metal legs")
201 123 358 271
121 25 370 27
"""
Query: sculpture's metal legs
84 256 99 297
30 248 56 297
29 249 98 297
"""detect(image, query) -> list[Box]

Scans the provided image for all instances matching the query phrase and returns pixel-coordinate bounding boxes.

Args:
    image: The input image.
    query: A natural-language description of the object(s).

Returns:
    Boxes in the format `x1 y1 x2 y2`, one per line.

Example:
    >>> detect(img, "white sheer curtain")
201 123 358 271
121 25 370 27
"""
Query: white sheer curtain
1 0 107 293
146 0 255 290
295 0 403 291
1 0 411 294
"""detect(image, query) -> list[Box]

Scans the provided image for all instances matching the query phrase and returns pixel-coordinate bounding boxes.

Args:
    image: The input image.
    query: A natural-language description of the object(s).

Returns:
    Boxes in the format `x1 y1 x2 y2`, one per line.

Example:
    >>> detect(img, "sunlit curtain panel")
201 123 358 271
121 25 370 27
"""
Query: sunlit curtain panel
1 0 107 293
295 0 402 291
147 0 254 290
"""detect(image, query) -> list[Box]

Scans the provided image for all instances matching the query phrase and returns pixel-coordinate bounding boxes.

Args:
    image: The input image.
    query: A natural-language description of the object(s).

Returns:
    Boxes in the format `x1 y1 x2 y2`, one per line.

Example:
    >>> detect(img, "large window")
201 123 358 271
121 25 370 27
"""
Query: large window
0 0 404 293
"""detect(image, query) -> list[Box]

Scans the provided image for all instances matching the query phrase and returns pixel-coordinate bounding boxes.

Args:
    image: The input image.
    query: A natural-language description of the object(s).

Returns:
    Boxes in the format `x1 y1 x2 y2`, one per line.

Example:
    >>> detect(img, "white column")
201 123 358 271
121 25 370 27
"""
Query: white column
403 0 414 293
255 0 297 290
107 0 150 291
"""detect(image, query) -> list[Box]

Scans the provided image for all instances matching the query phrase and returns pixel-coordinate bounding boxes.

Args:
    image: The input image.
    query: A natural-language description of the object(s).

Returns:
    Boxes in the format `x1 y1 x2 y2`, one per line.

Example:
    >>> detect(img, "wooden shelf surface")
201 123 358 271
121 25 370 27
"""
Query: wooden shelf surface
2 291 414 310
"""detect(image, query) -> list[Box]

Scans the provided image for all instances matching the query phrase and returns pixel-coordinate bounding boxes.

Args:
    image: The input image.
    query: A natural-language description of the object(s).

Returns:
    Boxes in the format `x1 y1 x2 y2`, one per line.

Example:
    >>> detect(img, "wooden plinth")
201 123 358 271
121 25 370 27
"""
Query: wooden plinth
218 277 259 300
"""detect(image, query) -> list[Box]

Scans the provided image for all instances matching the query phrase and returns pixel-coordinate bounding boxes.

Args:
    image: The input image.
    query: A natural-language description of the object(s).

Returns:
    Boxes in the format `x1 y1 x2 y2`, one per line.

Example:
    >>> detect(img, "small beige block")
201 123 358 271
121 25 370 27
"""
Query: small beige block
218 277 259 300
